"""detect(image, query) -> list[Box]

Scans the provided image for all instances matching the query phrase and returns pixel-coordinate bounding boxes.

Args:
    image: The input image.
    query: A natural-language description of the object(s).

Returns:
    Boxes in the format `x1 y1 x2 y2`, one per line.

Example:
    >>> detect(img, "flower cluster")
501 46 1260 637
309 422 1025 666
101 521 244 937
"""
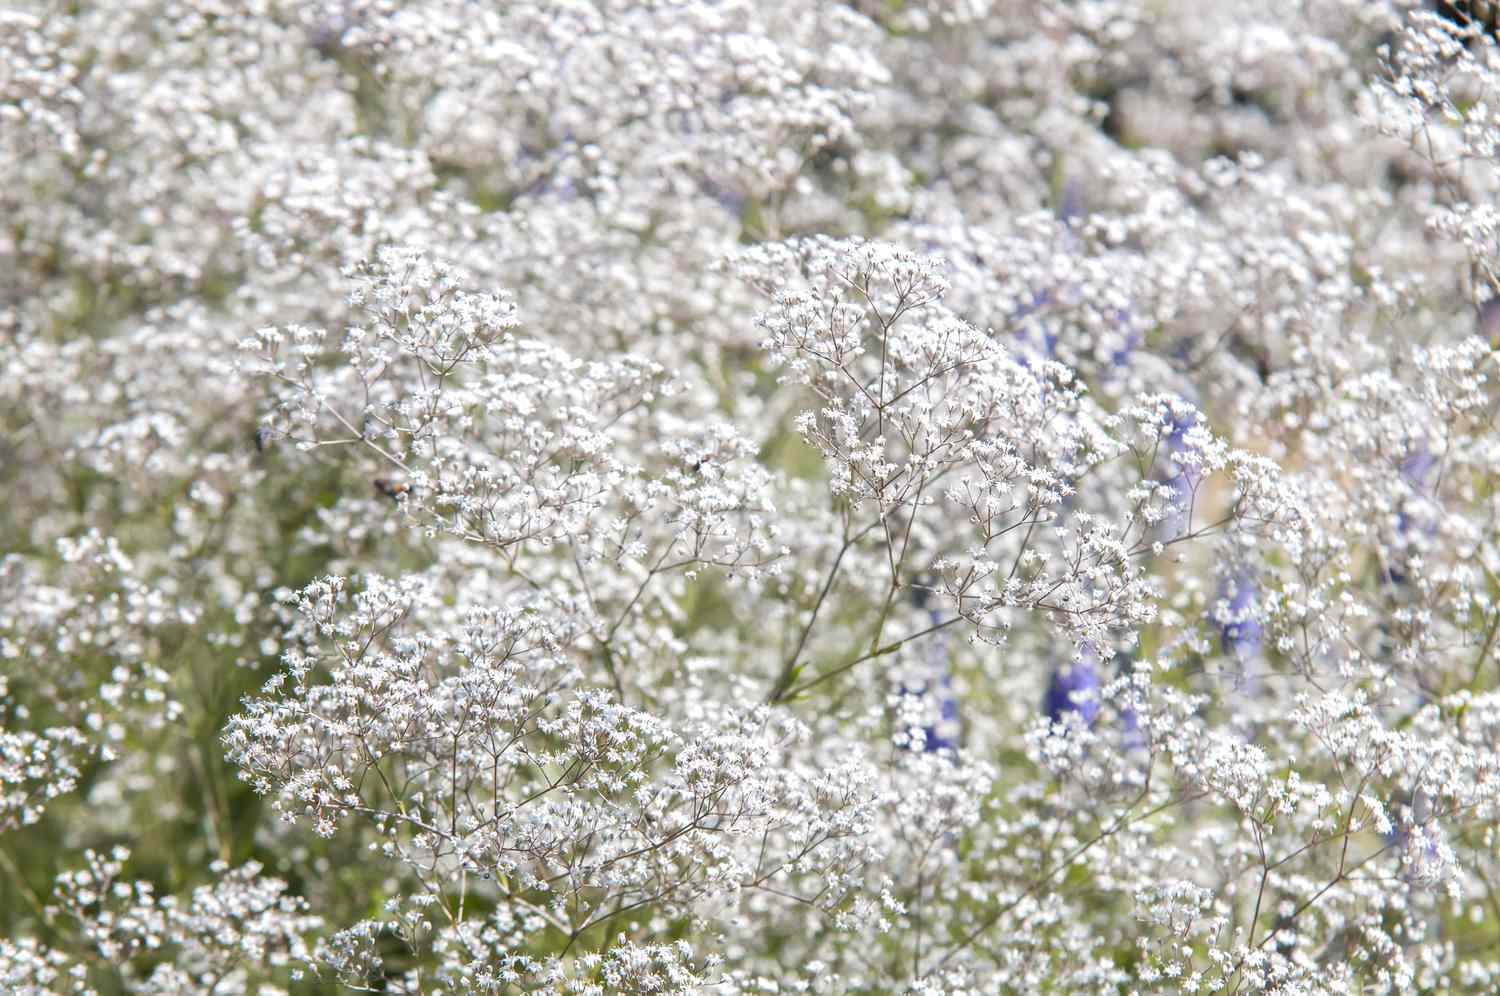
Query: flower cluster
5 0 1500 992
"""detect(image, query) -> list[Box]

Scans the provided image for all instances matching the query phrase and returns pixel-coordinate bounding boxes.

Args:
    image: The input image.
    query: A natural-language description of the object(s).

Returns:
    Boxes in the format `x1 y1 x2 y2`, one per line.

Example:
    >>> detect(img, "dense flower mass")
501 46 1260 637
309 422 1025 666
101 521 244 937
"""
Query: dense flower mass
5 0 1500 991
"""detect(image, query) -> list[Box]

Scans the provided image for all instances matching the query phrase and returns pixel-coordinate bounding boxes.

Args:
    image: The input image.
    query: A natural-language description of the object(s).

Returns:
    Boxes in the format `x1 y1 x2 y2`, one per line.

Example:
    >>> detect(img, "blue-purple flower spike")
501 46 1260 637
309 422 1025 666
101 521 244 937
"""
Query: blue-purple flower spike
1106 316 1141 372
1479 296 1500 344
1058 178 1085 228
1114 651 1145 750
1012 288 1060 363
922 664 961 754
1159 396 1200 542
1384 789 1444 887
1215 569 1262 659
899 585 960 754
1388 440 1437 587
1044 645 1101 727
1212 568 1263 694
1399 444 1436 488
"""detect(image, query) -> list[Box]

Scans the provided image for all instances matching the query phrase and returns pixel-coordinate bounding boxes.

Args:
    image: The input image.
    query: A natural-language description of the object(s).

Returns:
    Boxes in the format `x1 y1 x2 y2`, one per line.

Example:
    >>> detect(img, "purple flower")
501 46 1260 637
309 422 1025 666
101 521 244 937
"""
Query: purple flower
1399 444 1436 488
1044 647 1101 727
1106 315 1141 371
1157 396 1200 541
899 588 960 754
699 179 746 218
1058 178 1085 227
1388 440 1437 587
917 665 961 754
1012 288 1060 362
1214 569 1262 660
1479 296 1500 343
1384 789 1445 887
1211 569 1263 695
1043 645 1147 751
1113 651 1145 750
